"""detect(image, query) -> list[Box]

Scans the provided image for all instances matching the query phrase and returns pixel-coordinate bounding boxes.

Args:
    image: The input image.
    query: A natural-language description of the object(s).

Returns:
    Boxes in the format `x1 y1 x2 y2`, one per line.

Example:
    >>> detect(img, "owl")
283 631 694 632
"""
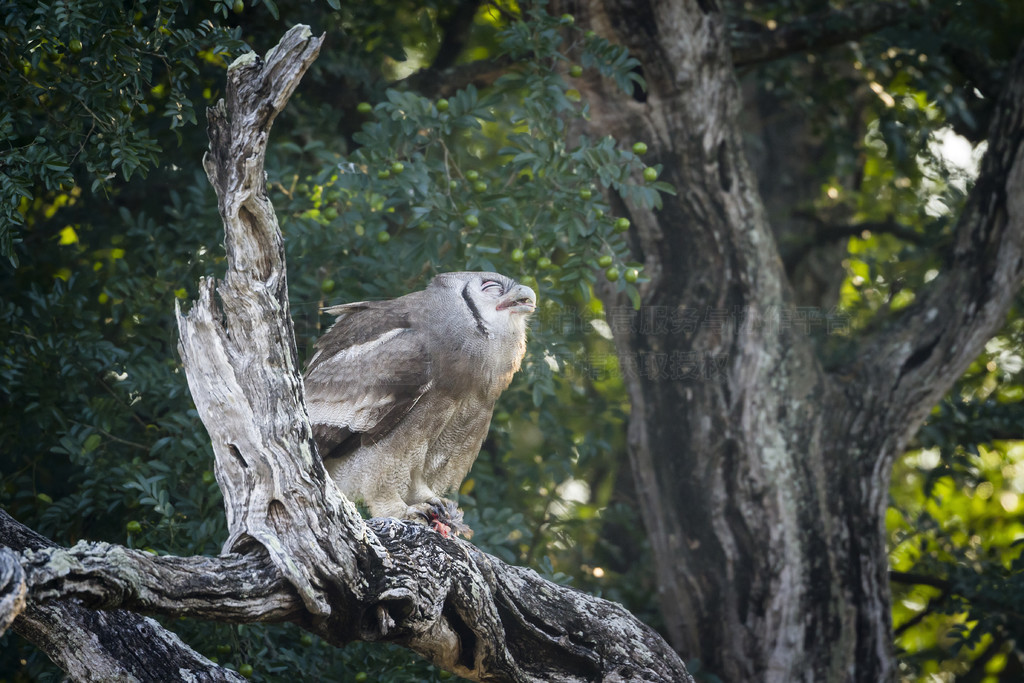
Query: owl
303 272 536 535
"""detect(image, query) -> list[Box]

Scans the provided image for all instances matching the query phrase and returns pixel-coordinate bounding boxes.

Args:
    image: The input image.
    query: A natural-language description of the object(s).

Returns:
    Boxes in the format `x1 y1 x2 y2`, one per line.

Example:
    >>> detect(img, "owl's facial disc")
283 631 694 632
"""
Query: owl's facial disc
495 283 536 315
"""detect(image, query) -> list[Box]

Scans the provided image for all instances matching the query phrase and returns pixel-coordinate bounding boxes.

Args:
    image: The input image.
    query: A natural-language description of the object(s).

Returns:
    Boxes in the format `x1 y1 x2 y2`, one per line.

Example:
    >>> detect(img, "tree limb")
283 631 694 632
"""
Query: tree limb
2 510 690 681
0 509 244 682
782 214 933 271
400 2 915 100
730 2 913 68
19 542 302 622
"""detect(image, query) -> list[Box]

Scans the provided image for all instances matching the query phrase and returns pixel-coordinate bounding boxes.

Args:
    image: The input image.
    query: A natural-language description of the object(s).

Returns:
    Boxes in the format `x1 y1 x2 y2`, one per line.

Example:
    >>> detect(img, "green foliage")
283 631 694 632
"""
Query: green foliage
0 0 245 264
887 303 1024 680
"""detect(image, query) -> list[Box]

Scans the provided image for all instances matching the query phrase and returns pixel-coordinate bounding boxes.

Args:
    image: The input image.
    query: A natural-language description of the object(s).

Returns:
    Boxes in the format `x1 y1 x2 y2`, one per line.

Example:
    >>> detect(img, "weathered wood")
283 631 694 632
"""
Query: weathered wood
0 546 26 634
176 26 375 622
19 542 302 622
1 509 243 682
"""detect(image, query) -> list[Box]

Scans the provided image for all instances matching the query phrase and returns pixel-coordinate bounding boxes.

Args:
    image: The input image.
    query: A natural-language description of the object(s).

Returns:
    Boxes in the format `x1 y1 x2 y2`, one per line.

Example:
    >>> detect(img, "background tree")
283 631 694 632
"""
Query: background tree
2 0 1023 681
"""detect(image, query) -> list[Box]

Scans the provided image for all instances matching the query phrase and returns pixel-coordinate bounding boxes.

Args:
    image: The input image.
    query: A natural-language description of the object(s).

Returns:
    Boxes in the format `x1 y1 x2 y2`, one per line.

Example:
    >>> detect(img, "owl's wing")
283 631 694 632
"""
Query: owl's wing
304 299 433 461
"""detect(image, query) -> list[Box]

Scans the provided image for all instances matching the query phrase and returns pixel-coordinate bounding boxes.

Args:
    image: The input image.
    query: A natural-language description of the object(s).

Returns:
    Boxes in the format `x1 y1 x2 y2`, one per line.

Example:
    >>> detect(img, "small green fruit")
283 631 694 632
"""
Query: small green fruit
376 231 390 244
216 644 232 655
356 102 373 114
232 0 244 14
126 520 142 534
495 411 511 423
436 98 449 112
578 187 592 200
624 267 639 283
377 169 391 180
560 13 575 24
390 161 405 174
643 166 659 182
238 663 253 678
472 180 487 193
605 267 620 282
300 634 313 647
526 247 541 260
320 279 335 294
449 179 458 190
523 233 535 244
537 256 552 269
569 65 583 78
69 39 83 53
565 88 582 103
510 248 524 263
614 217 631 232
632 141 648 155
201 470 216 484
597 255 613 268
465 214 479 228
37 492 53 504
584 30 597 40
354 673 368 683
323 207 338 220
465 169 479 181
439 671 453 679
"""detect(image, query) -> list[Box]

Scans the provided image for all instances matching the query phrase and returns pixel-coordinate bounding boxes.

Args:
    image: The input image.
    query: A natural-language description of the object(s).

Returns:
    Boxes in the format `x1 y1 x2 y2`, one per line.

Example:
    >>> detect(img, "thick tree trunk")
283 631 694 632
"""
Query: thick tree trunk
558 1 1024 680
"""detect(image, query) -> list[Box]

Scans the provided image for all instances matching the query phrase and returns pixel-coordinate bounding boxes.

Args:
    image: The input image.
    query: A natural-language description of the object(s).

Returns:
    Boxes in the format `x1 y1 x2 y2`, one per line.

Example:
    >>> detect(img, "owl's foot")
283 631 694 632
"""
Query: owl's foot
407 498 473 539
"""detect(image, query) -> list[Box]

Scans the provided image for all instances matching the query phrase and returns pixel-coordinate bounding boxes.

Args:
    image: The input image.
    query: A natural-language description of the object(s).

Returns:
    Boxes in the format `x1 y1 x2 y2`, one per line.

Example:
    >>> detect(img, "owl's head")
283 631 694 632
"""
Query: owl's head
430 271 536 339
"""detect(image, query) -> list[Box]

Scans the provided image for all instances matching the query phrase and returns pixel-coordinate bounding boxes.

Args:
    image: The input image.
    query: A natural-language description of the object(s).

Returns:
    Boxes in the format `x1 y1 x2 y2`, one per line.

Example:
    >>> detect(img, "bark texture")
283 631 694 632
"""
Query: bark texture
1 25 690 683
555 1 1024 681
0 510 242 682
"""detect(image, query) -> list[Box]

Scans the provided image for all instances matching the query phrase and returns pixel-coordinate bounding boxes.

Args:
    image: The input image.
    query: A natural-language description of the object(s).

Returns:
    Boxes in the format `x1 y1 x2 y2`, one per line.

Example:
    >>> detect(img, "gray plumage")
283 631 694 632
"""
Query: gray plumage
303 271 536 527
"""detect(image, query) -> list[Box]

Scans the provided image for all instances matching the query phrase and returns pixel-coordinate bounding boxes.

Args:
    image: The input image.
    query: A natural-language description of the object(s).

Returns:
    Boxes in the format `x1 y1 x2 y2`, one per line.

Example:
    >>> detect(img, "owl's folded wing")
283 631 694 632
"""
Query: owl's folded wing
303 299 433 461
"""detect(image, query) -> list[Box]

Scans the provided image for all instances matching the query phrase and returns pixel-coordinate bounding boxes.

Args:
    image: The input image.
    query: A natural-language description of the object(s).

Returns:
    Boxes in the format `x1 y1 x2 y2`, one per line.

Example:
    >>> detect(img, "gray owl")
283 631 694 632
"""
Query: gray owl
303 271 536 534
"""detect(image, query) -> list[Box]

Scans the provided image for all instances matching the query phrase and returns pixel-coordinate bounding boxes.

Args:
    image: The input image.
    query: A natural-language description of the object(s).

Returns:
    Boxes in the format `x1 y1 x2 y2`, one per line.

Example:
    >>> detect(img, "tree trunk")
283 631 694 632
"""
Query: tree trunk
558 1 1024 680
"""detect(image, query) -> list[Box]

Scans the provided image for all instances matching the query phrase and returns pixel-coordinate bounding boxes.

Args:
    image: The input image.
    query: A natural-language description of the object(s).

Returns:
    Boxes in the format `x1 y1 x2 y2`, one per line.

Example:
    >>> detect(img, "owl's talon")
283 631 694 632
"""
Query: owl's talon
404 499 473 538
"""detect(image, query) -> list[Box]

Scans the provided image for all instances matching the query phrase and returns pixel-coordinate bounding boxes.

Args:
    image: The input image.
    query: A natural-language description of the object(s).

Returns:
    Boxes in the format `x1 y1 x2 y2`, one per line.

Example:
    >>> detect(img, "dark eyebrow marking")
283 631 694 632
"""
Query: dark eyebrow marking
461 281 489 336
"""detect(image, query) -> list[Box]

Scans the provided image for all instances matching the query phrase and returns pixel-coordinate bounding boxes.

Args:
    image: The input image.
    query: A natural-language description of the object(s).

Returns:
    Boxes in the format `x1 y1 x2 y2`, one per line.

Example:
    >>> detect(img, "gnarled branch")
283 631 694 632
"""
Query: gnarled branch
0 509 244 681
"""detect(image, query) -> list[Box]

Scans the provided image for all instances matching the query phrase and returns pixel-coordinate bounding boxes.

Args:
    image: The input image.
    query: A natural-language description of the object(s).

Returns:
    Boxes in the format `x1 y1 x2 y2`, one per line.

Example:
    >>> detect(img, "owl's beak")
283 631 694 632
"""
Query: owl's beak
496 284 536 314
